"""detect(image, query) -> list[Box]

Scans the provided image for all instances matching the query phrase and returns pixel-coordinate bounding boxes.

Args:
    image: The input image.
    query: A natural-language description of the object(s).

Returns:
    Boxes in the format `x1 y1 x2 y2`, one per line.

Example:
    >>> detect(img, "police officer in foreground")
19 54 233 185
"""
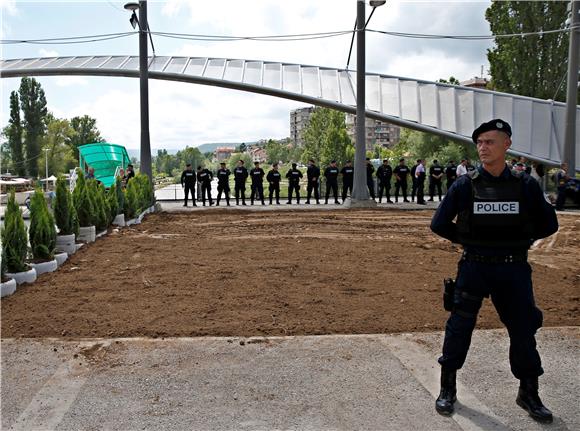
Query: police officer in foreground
250 161 266 205
266 163 282 205
376 159 393 203
286 162 303 204
233 160 249 206
216 162 231 206
324 160 340 204
430 119 558 423
340 161 354 201
196 165 214 206
180 163 197 207
306 159 321 205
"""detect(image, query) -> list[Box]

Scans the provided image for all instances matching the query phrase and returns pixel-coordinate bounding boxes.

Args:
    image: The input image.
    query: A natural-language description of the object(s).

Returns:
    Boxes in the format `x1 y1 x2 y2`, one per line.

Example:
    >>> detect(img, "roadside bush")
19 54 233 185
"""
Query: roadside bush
86 180 101 228
73 169 94 227
29 188 57 261
124 180 138 219
54 176 76 236
108 183 119 222
95 182 111 231
115 176 124 214
1 190 28 273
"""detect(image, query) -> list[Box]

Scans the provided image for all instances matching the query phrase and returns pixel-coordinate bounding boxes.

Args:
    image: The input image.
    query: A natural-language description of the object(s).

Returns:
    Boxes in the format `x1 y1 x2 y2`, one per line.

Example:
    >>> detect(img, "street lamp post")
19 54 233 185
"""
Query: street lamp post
564 0 579 174
44 148 50 192
124 1 152 180
348 0 385 207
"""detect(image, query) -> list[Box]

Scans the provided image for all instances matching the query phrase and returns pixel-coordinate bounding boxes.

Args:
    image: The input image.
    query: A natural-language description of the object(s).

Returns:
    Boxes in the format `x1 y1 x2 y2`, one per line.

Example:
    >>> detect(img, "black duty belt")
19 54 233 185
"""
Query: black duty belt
461 251 527 264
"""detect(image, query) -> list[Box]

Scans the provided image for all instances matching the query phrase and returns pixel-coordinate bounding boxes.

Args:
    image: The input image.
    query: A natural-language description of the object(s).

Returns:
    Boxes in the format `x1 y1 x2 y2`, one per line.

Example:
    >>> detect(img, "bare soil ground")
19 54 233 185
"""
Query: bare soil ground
2 210 578 339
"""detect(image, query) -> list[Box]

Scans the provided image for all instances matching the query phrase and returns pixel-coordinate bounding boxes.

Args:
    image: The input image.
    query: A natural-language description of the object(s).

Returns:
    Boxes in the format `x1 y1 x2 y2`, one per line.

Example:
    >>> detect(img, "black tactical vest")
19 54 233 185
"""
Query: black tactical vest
456 170 534 248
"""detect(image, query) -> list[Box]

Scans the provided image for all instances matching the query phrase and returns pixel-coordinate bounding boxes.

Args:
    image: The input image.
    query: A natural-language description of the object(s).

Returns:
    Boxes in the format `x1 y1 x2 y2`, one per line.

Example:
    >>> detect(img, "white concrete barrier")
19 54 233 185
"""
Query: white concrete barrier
30 259 58 275
6 268 37 285
0 278 17 297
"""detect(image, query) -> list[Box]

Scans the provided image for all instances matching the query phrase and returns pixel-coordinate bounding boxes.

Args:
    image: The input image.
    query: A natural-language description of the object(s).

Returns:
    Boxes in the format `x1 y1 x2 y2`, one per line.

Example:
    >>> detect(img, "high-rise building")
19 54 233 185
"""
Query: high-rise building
345 114 400 150
290 106 316 147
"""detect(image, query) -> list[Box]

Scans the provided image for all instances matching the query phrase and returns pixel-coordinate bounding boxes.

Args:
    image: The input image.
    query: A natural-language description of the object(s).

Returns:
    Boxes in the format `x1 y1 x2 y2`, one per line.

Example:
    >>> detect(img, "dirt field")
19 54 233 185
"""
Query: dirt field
2 210 578 339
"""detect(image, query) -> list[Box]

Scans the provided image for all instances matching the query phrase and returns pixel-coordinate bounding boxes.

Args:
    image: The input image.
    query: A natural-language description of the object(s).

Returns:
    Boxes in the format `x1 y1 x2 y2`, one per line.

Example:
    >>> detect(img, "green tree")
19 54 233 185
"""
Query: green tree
265 139 290 164
54 176 75 236
39 115 76 177
73 169 94 227
7 91 25 176
437 77 461 85
397 129 478 163
1 190 29 273
68 115 104 159
302 108 352 167
486 1 575 102
29 188 57 261
228 152 252 171
19 77 48 178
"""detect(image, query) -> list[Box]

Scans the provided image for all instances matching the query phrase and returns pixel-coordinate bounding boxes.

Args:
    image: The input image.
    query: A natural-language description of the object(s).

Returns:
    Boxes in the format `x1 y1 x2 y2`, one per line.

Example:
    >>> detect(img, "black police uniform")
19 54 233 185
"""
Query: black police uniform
431 120 558 422
340 165 354 201
445 163 457 192
429 164 444 201
266 169 282 204
376 163 393 203
366 163 376 199
286 167 303 204
197 168 213 206
180 169 197 206
250 167 265 205
233 166 249 205
415 164 426 204
324 166 340 204
393 164 410 202
410 163 419 202
306 164 321 204
216 167 231 206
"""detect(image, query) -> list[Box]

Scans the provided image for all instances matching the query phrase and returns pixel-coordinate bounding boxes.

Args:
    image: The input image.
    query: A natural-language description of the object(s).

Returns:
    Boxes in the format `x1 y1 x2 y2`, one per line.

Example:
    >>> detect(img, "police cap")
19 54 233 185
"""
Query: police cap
472 119 512 143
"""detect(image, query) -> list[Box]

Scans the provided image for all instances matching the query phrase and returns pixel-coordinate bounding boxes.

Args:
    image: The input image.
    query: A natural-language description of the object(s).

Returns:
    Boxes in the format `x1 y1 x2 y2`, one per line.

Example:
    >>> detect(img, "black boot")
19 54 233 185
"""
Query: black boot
516 377 553 423
435 368 457 416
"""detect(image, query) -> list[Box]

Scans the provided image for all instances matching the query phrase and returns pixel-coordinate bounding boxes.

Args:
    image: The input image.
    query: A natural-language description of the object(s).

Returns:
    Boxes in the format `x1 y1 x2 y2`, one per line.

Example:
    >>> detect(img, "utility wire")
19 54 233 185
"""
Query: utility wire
1 32 136 45
367 26 578 40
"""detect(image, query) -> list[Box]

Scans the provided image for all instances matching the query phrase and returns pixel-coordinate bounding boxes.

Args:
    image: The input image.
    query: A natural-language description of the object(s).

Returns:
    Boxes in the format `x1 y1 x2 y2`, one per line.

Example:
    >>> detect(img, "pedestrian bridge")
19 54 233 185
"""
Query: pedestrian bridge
1 55 578 169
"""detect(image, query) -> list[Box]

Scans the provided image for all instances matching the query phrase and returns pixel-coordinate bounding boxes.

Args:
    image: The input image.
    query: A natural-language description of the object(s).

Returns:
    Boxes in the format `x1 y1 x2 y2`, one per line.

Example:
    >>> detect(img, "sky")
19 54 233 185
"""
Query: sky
0 0 494 150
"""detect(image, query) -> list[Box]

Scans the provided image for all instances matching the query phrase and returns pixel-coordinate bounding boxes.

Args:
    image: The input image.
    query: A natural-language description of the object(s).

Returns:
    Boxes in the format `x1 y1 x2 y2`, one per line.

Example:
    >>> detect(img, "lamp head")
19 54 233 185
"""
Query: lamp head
369 0 387 7
124 2 139 12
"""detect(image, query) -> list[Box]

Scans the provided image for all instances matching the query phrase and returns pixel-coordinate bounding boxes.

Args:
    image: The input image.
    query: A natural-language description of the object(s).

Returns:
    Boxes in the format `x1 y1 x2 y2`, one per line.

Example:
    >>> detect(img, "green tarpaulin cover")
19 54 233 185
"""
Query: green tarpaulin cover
78 143 131 187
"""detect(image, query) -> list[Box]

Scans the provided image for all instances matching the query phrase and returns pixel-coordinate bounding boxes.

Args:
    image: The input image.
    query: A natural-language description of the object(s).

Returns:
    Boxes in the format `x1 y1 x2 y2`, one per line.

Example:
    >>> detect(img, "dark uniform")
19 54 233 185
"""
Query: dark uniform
250 166 265 205
306 164 321 204
393 164 410 202
266 168 282 204
324 165 340 204
376 163 393 203
216 167 231 206
197 168 213 206
445 162 457 192
415 162 427 205
410 162 419 202
180 168 197 206
431 119 558 423
366 162 376 199
286 165 303 204
555 168 568 210
233 165 249 205
340 165 354 201
429 163 444 201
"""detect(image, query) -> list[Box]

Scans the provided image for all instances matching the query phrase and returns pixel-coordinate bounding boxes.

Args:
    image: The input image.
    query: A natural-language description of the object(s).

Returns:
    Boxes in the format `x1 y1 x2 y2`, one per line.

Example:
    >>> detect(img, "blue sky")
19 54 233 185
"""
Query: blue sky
1 0 493 150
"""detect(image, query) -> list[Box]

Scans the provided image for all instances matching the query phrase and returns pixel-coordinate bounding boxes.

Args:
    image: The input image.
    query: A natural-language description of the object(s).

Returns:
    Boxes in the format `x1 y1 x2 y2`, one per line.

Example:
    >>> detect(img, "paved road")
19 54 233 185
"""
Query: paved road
2 328 578 430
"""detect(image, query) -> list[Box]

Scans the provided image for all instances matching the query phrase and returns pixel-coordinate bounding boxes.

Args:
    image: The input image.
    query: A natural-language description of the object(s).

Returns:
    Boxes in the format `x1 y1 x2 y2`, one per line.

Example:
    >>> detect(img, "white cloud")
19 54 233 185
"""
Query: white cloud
0 0 18 16
55 76 89 87
39 49 59 58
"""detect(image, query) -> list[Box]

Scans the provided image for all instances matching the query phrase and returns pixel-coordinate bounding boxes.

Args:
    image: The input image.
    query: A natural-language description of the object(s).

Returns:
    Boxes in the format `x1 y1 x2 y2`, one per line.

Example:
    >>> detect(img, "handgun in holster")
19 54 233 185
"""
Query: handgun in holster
443 278 456 312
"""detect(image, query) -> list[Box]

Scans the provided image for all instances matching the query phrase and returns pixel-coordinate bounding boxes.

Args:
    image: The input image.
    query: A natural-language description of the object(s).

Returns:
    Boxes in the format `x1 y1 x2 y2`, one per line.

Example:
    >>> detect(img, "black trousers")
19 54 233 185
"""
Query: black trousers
250 183 264 204
395 180 408 201
342 182 352 201
439 259 544 379
217 184 230 204
235 182 246 204
200 182 212 204
446 179 455 193
288 184 300 203
326 182 339 202
378 181 391 201
416 178 425 203
307 180 320 202
367 180 376 199
269 184 280 204
411 178 418 201
430 180 443 200
184 184 195 205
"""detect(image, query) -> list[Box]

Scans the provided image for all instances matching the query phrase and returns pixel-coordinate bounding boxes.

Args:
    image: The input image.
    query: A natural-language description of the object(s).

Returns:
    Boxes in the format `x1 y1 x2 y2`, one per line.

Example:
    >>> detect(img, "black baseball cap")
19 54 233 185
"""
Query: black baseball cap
472 119 512 143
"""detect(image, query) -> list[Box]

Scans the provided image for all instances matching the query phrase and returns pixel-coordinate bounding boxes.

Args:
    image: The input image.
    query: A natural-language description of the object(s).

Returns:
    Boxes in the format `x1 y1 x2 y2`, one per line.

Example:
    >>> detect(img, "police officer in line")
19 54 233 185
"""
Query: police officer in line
410 159 421 202
196 165 214 206
445 160 457 192
216 162 231 206
555 162 569 211
249 161 266 205
393 158 410 203
415 159 427 205
429 159 444 201
266 163 282 205
324 160 340 204
430 119 558 423
233 159 249 206
340 160 354 201
366 158 376 199
376 159 393 203
180 163 197 207
306 159 321 205
286 162 303 204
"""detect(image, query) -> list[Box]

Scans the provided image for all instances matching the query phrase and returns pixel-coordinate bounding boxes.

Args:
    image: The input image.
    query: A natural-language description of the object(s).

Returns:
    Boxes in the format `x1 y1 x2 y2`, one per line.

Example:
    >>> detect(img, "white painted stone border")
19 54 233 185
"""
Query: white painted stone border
96 230 107 238
78 226 96 243
5 268 37 285
56 234 76 255
55 252 68 267
0 278 17 297
112 214 125 226
30 259 58 275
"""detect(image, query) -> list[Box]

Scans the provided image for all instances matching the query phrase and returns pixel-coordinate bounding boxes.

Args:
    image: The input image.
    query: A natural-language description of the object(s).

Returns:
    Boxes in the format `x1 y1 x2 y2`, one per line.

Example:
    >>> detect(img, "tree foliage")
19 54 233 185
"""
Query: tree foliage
302 108 353 167
7 91 25 176
29 188 57 261
1 190 28 273
69 115 104 157
54 175 77 236
39 115 76 177
397 129 478 163
73 169 94 227
19 77 48 177
486 1 575 102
